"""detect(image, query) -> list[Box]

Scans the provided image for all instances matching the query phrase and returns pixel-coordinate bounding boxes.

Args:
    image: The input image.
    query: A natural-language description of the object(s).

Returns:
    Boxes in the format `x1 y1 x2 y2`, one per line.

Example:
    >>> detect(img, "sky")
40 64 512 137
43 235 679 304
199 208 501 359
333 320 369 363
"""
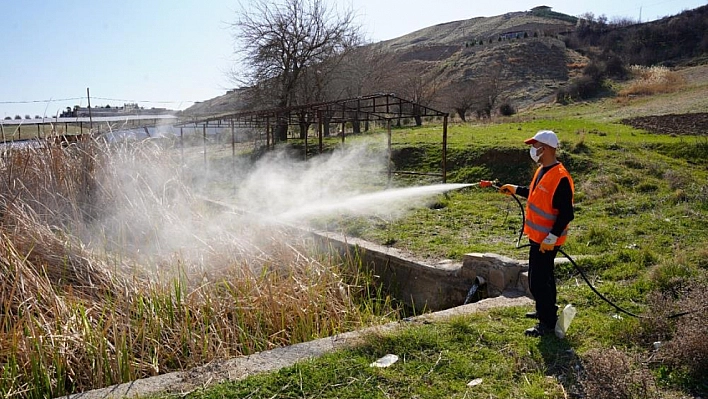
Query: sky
2 0 706 119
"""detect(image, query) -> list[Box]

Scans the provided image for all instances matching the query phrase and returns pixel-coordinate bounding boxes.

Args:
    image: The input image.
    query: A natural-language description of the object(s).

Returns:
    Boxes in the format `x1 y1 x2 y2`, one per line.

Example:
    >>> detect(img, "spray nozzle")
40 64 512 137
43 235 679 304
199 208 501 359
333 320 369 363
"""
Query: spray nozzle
480 180 499 188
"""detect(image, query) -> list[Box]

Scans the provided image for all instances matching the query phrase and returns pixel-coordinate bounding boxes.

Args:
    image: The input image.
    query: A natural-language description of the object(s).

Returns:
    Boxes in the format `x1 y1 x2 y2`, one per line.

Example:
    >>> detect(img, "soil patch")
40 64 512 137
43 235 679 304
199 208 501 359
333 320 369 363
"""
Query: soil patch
620 112 708 135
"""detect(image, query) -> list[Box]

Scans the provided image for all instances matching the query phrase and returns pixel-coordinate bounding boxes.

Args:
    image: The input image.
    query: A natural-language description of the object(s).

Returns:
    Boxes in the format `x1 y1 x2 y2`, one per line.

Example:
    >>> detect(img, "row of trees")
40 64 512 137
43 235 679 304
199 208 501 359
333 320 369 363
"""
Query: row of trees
3 115 42 120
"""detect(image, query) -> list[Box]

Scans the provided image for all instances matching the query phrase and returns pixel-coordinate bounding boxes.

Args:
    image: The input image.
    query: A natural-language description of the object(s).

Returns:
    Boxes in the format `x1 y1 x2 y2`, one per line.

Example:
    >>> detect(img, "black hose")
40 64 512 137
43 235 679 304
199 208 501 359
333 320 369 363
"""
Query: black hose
558 247 642 318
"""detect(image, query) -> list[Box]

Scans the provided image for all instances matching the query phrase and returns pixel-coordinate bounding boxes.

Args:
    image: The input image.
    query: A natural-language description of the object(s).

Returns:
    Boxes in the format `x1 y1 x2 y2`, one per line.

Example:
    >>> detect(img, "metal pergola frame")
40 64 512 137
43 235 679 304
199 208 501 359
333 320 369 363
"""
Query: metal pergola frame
176 93 451 182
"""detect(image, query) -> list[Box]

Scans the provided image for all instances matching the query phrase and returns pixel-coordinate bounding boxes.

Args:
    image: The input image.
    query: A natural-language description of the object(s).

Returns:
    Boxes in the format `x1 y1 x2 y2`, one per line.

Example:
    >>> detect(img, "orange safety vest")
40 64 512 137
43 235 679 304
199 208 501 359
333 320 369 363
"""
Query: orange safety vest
524 163 575 245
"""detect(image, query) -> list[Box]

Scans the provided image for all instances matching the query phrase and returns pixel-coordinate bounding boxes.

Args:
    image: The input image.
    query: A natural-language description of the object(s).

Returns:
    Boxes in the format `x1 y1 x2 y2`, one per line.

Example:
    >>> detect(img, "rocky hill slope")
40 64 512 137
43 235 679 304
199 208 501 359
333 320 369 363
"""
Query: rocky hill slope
184 5 708 117
183 7 581 117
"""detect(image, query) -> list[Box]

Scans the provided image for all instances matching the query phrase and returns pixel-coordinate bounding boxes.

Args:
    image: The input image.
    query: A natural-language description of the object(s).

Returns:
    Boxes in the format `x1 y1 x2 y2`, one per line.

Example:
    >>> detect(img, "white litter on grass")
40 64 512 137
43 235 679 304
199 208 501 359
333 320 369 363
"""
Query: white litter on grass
554 304 577 339
467 378 483 387
370 354 399 368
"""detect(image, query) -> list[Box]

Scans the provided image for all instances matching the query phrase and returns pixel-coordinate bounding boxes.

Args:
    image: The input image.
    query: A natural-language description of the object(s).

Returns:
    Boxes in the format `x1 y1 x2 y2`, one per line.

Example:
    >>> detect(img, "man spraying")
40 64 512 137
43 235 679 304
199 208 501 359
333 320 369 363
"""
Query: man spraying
499 130 575 337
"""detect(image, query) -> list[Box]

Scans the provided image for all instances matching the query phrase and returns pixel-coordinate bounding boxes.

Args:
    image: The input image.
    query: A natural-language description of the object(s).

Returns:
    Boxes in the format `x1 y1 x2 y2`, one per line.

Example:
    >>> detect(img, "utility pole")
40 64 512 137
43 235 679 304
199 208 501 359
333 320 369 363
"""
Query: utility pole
86 87 93 132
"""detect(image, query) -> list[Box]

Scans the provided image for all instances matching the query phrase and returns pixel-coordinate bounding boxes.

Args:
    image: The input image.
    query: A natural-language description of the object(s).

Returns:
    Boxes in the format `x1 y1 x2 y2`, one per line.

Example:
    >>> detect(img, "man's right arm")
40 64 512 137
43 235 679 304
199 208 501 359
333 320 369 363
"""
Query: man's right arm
499 184 529 198
515 186 530 199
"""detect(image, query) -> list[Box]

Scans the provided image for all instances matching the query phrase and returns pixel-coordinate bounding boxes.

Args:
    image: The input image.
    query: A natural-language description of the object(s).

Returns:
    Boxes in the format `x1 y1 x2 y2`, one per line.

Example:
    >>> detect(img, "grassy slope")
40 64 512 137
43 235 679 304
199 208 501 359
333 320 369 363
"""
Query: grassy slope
174 68 708 398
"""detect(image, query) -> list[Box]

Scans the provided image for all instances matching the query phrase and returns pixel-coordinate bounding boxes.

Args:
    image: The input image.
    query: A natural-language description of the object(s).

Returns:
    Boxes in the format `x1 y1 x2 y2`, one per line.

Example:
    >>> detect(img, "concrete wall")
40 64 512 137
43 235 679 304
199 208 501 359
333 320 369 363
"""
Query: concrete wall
311 230 529 312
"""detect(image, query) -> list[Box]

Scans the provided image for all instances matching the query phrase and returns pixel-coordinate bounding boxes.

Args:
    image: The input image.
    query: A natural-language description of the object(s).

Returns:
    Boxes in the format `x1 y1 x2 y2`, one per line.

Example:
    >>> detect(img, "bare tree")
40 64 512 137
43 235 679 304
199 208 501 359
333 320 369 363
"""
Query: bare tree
440 80 478 122
470 62 511 119
328 47 399 133
387 64 440 126
230 0 361 142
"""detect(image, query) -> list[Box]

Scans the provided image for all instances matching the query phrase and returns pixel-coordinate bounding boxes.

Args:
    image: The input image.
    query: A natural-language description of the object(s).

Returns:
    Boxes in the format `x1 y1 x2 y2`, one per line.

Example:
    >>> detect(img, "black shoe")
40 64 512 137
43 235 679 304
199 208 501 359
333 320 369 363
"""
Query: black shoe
524 323 554 337
525 311 538 319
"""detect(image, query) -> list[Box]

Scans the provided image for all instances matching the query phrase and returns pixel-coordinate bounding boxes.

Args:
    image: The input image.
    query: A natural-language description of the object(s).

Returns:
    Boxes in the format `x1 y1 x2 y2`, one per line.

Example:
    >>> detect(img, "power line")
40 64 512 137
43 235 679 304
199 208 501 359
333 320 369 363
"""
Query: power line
0 97 198 105
0 97 84 104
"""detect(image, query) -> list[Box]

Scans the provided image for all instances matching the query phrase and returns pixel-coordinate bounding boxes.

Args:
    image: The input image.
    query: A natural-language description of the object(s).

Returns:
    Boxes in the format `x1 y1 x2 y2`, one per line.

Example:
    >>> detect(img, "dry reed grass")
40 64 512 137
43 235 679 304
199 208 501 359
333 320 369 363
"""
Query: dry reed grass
618 65 686 97
0 138 393 398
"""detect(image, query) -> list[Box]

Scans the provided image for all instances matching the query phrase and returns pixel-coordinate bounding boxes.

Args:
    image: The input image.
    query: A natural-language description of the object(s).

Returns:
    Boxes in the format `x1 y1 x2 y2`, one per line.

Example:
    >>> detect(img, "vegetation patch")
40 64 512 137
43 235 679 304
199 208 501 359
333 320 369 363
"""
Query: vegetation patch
0 140 401 398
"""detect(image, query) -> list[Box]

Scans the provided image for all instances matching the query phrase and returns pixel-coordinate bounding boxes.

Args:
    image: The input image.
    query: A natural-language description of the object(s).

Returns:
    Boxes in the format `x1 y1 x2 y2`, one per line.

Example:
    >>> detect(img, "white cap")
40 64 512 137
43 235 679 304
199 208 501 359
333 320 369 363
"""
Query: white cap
524 130 559 148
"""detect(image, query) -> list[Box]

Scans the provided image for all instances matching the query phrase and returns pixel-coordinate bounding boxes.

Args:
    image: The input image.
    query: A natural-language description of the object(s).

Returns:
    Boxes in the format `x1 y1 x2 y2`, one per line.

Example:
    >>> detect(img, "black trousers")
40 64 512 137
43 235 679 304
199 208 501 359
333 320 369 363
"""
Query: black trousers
528 241 559 328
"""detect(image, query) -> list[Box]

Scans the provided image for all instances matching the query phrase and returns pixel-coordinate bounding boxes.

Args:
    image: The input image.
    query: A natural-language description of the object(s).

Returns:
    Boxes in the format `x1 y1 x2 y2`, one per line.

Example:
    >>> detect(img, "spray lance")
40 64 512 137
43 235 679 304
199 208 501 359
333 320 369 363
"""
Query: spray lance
477 179 703 320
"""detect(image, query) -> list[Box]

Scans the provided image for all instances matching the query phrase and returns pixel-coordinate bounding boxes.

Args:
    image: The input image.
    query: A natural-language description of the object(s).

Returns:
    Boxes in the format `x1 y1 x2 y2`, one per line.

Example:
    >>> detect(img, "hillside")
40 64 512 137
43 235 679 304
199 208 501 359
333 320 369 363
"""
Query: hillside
183 7 580 116
183 5 707 118
376 10 573 50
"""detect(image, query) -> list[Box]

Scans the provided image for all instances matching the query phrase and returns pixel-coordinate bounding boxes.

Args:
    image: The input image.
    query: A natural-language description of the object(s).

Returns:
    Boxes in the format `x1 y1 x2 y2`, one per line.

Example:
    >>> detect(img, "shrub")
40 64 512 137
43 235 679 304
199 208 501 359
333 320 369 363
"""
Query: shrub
580 175 619 200
662 169 690 190
604 54 628 79
497 101 516 116
631 291 678 344
580 347 658 399
648 259 696 294
656 280 708 381
583 61 604 80
556 75 604 104
635 182 659 193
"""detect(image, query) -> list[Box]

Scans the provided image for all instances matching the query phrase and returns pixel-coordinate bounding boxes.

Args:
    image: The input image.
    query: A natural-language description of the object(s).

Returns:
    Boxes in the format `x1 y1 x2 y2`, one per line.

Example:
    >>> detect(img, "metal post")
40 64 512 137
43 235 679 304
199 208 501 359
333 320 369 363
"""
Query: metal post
304 122 309 161
180 127 184 164
318 111 323 154
341 103 346 144
266 117 271 150
86 87 93 132
387 119 392 187
203 124 207 166
442 114 448 183
231 118 235 164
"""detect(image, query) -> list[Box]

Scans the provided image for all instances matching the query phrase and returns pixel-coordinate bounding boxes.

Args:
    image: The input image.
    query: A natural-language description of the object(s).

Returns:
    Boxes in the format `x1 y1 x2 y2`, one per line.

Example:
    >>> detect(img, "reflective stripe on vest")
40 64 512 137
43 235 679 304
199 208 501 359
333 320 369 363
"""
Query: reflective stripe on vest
524 163 574 244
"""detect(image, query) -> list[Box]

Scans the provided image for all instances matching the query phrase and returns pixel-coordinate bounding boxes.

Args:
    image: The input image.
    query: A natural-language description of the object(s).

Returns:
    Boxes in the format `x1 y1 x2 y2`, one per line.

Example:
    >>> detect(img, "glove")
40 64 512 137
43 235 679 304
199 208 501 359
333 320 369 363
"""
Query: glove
499 184 517 195
540 233 558 253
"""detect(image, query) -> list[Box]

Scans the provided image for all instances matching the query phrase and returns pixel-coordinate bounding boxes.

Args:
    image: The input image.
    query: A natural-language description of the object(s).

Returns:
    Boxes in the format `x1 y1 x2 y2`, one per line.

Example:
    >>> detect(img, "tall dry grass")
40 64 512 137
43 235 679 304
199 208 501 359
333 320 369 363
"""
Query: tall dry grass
0 138 396 398
618 65 686 97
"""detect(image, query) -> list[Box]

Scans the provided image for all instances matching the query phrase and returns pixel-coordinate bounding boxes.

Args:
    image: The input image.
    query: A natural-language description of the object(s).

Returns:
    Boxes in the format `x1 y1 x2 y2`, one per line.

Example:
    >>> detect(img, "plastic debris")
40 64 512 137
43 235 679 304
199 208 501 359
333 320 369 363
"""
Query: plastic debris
653 341 663 350
467 378 483 387
555 304 577 339
370 354 399 368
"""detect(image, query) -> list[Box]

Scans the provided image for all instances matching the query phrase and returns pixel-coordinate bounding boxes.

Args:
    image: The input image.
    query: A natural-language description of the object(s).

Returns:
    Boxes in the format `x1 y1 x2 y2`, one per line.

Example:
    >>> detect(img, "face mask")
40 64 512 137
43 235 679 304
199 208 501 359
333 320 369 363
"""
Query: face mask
530 146 543 163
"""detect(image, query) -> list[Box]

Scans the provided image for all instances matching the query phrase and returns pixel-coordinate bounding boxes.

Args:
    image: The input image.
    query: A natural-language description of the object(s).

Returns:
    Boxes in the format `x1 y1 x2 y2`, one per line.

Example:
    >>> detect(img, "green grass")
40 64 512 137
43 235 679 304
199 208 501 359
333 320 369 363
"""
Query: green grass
179 303 695 398
311 119 708 261
181 307 577 399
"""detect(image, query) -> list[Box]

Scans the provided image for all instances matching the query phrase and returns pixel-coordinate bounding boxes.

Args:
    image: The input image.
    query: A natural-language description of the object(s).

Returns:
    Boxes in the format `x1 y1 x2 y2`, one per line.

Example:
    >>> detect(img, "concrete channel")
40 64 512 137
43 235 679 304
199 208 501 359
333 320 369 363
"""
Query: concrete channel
64 200 534 398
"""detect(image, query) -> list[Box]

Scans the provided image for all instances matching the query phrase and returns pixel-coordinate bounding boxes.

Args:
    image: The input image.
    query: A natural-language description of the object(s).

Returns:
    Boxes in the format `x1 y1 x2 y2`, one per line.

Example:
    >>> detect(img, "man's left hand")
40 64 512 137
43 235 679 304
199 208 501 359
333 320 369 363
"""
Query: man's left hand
540 233 558 253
